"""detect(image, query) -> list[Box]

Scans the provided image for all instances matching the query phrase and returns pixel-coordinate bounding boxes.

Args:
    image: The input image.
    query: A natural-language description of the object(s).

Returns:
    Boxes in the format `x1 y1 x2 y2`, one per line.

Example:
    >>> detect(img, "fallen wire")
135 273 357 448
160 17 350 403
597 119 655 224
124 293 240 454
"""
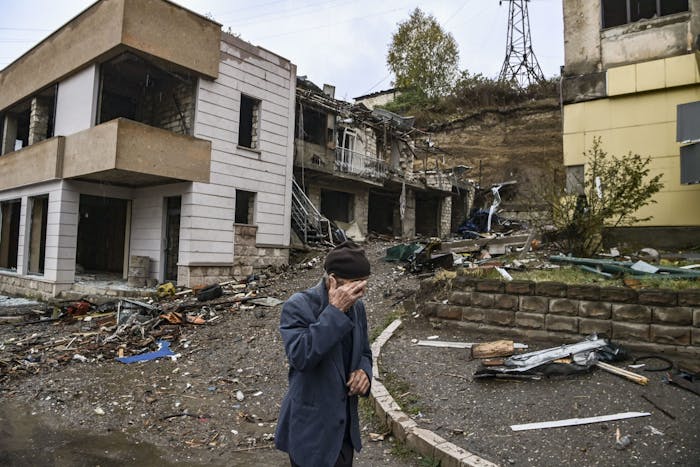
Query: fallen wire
160 413 210 421
231 443 275 452
632 355 674 372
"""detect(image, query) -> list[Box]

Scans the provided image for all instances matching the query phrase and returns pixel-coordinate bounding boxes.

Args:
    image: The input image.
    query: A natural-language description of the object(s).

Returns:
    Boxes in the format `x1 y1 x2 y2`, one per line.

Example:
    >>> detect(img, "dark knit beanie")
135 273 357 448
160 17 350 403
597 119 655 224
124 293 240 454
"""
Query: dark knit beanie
324 240 371 279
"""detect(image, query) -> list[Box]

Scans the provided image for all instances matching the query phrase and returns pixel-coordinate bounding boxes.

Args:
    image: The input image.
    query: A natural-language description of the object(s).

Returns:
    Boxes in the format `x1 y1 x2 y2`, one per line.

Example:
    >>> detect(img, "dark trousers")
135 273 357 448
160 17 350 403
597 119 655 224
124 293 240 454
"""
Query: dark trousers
289 438 353 467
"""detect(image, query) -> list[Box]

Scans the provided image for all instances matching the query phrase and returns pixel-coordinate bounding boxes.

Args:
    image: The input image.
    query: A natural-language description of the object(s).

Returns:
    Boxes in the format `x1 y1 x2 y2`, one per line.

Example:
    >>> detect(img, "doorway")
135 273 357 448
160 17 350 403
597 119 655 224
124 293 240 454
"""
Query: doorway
0 199 21 270
76 195 127 274
164 196 181 282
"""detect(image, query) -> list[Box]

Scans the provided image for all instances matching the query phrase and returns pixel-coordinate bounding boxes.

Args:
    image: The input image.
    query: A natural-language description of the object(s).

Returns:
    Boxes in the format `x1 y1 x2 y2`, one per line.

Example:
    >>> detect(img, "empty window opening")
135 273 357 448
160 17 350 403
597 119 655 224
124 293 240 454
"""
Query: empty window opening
235 190 256 224
0 86 56 156
238 95 261 149
0 199 21 270
98 53 195 135
320 189 353 223
76 195 127 274
28 195 49 275
298 107 326 145
602 0 689 28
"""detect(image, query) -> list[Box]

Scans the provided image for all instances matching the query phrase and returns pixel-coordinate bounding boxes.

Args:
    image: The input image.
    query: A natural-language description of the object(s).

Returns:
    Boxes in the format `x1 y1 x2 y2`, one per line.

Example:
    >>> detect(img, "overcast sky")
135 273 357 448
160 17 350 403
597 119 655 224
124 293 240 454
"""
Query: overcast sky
0 0 563 100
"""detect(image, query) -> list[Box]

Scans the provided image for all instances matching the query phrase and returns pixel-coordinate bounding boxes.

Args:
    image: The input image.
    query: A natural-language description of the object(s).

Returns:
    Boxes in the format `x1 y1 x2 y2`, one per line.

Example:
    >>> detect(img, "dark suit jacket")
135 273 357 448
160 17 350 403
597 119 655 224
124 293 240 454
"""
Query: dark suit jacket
275 279 373 467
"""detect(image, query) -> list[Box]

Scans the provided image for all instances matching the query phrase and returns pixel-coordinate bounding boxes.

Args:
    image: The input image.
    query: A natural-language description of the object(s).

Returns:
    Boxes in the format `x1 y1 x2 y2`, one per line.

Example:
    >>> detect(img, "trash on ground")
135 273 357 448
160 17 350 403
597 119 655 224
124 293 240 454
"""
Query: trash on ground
116 340 177 364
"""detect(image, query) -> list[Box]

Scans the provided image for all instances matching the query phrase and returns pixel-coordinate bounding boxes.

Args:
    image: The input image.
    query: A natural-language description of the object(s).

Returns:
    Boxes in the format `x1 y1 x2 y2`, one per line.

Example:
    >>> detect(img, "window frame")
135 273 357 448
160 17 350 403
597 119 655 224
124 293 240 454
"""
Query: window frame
234 189 256 225
601 0 689 29
238 94 261 151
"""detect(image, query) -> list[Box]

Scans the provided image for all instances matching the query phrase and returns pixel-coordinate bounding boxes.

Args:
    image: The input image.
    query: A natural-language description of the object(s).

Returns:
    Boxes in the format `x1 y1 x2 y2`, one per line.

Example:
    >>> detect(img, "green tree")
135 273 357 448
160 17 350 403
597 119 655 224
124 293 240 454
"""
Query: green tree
543 138 664 256
387 8 459 99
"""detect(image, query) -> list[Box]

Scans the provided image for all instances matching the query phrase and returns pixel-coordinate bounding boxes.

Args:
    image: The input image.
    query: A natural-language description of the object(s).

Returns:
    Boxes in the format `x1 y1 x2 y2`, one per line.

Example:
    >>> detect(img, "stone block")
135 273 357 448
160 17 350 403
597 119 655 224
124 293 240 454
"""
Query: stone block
579 318 612 336
453 276 477 291
612 322 650 342
471 292 494 308
520 296 548 313
650 325 691 346
612 304 651 323
405 427 445 459
422 302 439 317
475 280 504 293
391 415 418 443
493 294 519 310
483 309 515 326
433 442 477 467
549 298 579 315
638 289 677 306
567 285 600 300
515 312 545 329
599 287 637 303
535 282 567 297
579 301 612 319
461 307 485 322
505 280 534 295
693 328 700 346
678 290 700 307
695 309 700 327
546 315 578 333
450 291 472 306
652 307 692 325
437 305 463 321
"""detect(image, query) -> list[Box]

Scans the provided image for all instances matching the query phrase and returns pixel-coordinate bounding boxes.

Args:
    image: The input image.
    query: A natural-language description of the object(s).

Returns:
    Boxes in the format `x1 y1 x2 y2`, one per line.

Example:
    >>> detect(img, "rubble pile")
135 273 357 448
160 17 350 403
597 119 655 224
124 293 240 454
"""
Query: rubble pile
0 276 282 385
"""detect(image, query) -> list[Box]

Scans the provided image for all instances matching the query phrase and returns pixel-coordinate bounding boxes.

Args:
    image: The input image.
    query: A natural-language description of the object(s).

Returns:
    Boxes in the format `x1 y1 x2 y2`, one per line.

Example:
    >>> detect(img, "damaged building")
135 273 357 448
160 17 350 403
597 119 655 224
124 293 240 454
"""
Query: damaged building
0 0 296 298
562 0 700 247
292 78 469 242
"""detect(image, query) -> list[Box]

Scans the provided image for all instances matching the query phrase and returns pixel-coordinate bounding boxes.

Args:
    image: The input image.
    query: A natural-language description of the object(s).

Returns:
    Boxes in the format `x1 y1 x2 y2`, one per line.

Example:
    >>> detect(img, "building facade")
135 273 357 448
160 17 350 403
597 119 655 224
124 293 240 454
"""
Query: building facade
561 0 700 247
0 0 296 298
293 78 455 242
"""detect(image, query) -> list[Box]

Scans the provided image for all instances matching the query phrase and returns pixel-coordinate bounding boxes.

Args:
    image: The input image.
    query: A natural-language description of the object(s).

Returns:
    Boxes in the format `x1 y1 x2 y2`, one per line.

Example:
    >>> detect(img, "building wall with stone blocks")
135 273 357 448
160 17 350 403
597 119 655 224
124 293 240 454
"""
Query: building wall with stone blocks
416 274 700 358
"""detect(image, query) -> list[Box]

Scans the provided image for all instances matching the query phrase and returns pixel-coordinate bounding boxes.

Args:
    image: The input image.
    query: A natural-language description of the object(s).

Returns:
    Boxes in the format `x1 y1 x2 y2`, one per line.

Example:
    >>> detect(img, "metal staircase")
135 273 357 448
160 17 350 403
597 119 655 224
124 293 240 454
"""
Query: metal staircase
291 179 333 245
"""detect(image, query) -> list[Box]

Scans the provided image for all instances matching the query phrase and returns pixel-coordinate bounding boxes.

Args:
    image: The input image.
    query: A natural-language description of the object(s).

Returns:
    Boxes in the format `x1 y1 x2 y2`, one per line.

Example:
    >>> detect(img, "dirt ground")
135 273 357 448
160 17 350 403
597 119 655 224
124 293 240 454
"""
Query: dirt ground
0 241 422 466
1 240 698 466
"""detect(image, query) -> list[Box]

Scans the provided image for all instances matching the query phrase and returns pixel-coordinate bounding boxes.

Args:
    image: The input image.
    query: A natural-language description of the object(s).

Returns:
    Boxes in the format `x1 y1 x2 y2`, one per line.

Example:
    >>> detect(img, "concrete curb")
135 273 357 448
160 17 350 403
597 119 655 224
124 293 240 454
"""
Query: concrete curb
370 319 499 467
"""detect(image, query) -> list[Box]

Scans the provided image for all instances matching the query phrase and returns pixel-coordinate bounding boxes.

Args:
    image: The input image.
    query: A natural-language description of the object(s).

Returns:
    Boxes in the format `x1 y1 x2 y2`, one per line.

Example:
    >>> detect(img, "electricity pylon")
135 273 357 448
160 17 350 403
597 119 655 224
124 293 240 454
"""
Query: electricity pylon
498 0 545 87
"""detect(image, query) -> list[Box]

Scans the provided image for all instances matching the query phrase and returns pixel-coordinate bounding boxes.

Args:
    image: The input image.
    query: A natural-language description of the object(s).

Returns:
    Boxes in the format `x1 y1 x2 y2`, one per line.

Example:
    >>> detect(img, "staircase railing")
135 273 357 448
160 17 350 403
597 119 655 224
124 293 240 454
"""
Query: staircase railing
291 179 333 245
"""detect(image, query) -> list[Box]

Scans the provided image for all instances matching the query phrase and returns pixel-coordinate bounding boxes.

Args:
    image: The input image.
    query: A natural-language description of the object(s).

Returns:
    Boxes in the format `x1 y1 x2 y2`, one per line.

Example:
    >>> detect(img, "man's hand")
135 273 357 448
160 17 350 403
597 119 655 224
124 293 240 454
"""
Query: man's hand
328 275 367 313
346 369 370 396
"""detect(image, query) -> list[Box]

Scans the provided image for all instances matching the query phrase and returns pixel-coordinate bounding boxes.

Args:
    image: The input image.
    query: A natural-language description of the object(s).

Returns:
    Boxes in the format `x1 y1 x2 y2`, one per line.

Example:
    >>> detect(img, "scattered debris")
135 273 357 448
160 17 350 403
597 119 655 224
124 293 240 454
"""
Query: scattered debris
116 340 177 364
510 412 650 431
415 340 528 350
595 361 648 385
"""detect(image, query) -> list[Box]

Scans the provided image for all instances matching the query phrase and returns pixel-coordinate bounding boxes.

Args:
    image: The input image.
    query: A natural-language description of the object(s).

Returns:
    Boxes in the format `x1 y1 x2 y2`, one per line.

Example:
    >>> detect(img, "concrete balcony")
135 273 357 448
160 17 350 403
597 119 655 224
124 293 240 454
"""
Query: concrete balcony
0 118 211 190
0 0 221 112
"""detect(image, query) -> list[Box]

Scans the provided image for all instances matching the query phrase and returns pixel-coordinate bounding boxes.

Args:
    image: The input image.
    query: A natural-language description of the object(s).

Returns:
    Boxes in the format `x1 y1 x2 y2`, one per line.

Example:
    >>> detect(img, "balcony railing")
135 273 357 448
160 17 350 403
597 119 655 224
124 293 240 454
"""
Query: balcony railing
334 147 388 179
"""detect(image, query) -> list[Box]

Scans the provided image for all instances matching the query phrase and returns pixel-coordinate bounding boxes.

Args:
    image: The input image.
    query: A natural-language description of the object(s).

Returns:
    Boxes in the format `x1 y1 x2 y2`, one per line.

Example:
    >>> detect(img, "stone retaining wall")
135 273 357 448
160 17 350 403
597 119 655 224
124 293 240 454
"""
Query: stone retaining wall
419 275 700 359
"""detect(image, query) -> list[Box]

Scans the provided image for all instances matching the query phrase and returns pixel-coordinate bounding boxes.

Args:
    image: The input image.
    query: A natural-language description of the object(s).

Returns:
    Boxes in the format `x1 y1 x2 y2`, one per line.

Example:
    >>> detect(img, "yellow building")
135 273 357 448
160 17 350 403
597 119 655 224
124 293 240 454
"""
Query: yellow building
562 0 700 248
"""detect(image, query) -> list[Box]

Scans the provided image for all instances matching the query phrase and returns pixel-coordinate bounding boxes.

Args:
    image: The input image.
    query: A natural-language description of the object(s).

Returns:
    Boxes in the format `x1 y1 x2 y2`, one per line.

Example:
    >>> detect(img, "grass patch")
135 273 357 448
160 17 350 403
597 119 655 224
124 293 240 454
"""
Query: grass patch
381 371 422 416
458 264 699 290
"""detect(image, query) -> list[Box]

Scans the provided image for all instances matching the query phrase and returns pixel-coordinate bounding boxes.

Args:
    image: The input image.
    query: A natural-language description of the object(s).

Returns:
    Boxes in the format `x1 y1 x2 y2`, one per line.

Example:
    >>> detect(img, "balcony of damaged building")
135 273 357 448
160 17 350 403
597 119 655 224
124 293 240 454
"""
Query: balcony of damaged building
0 51 211 298
291 77 465 245
0 52 210 190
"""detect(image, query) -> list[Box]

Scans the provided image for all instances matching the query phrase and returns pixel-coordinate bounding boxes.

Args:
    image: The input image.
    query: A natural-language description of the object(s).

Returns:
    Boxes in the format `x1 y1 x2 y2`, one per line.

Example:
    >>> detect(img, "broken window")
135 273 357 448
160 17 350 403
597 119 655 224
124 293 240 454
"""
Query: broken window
98 53 195 135
566 165 585 195
602 0 688 28
238 95 261 149
0 199 21 270
298 107 326 146
320 189 353 223
235 190 256 224
27 195 48 275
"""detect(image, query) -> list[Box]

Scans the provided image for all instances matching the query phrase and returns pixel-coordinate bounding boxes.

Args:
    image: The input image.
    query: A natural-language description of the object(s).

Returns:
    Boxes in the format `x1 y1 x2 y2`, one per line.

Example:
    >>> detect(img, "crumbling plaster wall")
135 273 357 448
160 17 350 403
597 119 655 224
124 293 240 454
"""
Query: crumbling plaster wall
563 0 602 75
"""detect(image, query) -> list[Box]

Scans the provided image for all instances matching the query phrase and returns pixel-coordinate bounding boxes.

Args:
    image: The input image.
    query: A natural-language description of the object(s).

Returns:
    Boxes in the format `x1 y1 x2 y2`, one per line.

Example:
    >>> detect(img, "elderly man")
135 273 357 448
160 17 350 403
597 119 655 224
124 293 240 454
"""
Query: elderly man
275 240 373 467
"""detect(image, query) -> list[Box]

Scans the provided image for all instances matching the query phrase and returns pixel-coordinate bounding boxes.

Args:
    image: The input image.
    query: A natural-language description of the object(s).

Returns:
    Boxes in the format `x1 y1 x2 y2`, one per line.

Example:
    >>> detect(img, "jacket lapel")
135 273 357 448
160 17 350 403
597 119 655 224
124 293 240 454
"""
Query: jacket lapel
316 279 351 383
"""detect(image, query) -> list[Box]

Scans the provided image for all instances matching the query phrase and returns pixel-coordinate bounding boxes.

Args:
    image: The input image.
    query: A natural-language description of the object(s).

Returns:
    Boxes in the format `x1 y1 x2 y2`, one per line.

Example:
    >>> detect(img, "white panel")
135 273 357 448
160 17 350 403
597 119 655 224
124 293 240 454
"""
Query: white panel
54 65 99 136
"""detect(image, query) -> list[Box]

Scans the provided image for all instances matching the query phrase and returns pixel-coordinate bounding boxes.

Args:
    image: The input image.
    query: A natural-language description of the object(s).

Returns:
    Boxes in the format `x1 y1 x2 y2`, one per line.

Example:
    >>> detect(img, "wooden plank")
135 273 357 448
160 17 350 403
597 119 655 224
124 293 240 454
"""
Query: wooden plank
596 361 649 385
471 340 515 359
510 412 651 431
